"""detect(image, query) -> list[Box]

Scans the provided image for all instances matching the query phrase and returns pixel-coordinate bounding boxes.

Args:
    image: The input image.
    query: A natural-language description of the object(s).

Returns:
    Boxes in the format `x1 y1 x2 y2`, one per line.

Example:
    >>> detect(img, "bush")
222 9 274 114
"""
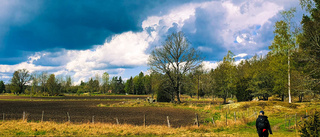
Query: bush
299 110 320 136
156 80 173 102
157 89 171 102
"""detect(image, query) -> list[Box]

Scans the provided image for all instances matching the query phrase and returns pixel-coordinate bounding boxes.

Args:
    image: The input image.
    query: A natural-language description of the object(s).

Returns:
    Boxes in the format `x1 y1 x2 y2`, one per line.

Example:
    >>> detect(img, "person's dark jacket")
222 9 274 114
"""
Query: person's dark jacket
256 115 272 135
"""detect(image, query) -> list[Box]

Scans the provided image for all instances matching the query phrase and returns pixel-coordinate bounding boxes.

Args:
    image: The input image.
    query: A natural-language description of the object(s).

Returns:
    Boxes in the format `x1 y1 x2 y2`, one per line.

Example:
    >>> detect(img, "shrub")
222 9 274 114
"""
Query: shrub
299 110 320 137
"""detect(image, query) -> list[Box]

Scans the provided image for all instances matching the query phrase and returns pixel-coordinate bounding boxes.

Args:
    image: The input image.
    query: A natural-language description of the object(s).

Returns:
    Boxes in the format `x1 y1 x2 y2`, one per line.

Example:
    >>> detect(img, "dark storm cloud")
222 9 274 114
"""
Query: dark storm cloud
182 5 227 61
0 0 205 64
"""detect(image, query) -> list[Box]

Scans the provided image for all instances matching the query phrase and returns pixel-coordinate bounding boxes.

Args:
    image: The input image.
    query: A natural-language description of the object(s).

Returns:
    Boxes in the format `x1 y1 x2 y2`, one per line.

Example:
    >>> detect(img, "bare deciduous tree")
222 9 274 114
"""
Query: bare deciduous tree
148 31 202 103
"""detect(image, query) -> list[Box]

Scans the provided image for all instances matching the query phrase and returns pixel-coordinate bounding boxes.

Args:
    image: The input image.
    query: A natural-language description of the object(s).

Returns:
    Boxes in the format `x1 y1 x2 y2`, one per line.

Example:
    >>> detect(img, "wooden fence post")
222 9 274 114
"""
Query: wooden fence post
295 113 297 128
195 113 199 127
247 108 249 116
285 114 287 128
2 113 4 121
167 116 170 128
116 117 119 125
212 117 215 126
67 112 70 123
23 111 25 121
288 119 291 128
226 111 228 126
92 116 94 124
41 111 44 122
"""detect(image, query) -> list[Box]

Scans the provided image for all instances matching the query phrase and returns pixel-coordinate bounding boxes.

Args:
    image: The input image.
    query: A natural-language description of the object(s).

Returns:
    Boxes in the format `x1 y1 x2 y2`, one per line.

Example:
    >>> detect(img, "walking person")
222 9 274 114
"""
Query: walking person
256 111 272 137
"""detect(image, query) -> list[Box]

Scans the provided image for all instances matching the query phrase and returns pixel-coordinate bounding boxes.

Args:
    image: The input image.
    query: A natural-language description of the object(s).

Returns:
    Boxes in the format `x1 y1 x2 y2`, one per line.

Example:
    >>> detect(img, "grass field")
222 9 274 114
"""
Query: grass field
0 94 319 136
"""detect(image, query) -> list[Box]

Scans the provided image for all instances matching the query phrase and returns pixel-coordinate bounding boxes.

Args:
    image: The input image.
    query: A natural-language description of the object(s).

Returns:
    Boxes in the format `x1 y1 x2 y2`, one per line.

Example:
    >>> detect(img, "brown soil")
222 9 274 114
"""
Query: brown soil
0 100 195 127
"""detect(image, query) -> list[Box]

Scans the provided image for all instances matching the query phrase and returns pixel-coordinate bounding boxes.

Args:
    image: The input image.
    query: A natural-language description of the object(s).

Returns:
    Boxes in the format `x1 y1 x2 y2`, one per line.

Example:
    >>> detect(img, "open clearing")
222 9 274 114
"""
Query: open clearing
0 100 195 127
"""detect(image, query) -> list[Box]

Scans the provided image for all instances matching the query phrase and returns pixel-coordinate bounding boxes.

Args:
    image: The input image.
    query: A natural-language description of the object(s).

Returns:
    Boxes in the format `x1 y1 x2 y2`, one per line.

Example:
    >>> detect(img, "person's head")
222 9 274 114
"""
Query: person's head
259 111 265 115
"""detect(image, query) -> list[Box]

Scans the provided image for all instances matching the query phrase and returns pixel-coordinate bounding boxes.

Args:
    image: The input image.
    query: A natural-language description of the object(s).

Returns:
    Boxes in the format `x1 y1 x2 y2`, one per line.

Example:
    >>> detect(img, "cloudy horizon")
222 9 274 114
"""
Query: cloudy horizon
0 0 303 85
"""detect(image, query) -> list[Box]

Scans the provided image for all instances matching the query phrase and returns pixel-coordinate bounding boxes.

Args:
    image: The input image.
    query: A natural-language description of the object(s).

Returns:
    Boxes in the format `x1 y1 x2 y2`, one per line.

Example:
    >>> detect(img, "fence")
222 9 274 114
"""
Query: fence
1 108 310 129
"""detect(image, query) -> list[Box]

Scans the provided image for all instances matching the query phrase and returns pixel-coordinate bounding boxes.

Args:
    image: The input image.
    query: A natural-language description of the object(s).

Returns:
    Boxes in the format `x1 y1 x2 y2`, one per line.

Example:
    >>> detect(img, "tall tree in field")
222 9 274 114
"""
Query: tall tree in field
192 68 205 100
124 76 134 94
88 78 94 95
31 72 39 95
269 8 298 103
212 51 236 104
101 72 110 94
249 55 274 100
235 60 254 102
134 72 145 94
0 81 5 93
39 72 48 93
65 75 72 93
148 31 202 103
11 69 32 94
47 74 57 96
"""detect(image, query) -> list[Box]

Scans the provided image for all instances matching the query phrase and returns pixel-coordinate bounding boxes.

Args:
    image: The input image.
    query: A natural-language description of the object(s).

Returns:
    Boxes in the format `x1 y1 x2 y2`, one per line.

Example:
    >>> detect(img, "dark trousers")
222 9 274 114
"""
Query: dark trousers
257 129 269 137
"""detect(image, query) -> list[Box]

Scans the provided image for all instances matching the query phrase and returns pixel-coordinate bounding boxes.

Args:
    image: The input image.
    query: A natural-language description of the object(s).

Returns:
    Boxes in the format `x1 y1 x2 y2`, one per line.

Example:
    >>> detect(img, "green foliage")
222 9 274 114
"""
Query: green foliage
11 69 31 94
125 77 134 94
299 110 320 136
47 74 57 96
134 72 145 94
110 76 125 94
0 81 5 93
156 79 173 102
212 51 236 104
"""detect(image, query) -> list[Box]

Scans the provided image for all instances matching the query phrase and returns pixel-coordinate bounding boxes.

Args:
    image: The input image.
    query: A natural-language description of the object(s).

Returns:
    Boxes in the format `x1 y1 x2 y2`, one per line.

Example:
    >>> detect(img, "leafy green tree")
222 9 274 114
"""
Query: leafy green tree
249 55 274 100
39 72 48 93
110 76 125 94
125 77 134 94
134 72 145 94
118 77 125 94
212 51 236 104
192 68 205 100
11 69 32 94
47 74 57 96
269 8 298 103
148 31 202 103
31 72 39 95
0 81 5 93
235 60 253 101
101 72 110 94
144 75 152 95
65 75 72 93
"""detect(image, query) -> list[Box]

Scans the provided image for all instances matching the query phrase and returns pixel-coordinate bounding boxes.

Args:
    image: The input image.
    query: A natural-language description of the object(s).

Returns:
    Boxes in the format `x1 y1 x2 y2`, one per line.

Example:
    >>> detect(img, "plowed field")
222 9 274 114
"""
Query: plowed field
0 100 195 127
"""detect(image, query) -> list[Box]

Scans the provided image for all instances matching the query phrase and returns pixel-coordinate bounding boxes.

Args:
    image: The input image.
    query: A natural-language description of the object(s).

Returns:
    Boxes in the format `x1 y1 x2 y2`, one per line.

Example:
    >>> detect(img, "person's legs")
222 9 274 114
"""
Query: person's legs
257 130 263 137
262 131 269 137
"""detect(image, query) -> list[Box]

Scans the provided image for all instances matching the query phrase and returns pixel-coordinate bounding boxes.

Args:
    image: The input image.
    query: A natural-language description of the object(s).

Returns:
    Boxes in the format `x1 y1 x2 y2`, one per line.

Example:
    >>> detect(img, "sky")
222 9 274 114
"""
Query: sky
0 0 304 85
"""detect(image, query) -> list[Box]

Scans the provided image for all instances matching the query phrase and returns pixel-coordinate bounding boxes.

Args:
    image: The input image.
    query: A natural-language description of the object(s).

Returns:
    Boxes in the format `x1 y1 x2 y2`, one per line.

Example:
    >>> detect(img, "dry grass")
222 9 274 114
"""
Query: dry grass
0 120 245 136
0 120 298 137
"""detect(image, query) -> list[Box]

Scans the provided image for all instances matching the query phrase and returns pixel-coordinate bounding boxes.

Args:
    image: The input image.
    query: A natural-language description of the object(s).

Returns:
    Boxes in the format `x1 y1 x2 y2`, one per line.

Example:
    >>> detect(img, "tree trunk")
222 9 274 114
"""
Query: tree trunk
197 75 200 100
288 52 292 103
